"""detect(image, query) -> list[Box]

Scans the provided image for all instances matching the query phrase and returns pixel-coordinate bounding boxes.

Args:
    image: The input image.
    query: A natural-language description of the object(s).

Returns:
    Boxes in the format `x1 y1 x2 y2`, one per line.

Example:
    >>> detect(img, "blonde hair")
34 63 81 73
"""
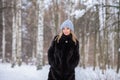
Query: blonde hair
56 31 78 44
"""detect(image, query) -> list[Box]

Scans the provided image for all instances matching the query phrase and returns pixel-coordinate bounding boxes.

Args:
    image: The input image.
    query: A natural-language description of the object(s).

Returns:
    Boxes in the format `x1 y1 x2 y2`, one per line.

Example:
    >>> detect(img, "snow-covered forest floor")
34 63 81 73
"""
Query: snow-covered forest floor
0 62 120 80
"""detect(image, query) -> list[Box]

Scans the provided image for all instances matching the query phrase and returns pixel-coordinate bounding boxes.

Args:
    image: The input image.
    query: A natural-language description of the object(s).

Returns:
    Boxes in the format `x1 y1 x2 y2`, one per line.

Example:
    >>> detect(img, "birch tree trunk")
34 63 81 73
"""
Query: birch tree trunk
11 0 17 68
81 26 85 69
50 0 61 36
92 5 100 70
36 0 44 70
116 0 120 73
2 0 5 63
16 0 22 66
11 0 22 67
93 23 97 70
104 0 110 69
111 0 116 69
98 0 106 73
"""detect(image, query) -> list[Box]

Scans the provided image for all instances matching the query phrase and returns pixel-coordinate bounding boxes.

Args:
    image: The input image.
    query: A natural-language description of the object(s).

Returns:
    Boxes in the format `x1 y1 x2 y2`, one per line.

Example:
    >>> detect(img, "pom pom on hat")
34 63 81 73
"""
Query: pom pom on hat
60 19 74 31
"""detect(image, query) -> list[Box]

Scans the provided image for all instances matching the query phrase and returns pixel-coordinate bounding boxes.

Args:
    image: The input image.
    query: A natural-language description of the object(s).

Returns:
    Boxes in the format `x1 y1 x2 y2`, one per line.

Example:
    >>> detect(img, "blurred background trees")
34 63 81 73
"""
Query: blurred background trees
0 0 120 72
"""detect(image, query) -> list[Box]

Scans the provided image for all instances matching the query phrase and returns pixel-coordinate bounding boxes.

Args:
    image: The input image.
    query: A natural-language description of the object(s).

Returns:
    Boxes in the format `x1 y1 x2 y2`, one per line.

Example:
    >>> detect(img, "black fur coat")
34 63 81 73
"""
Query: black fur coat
48 34 80 80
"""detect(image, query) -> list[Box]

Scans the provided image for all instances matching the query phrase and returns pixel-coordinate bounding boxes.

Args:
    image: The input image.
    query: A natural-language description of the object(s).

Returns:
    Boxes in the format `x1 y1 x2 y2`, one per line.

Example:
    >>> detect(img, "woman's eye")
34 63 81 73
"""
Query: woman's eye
62 27 70 30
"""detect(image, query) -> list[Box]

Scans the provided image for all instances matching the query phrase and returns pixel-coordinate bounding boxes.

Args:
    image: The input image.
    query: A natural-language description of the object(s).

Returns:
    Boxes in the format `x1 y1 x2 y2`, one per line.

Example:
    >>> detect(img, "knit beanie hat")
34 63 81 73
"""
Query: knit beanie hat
60 19 74 31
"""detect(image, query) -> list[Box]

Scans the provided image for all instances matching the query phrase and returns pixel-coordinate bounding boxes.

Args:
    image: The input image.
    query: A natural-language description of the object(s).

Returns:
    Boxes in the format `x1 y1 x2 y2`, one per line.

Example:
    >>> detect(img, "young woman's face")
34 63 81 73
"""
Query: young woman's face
62 27 71 36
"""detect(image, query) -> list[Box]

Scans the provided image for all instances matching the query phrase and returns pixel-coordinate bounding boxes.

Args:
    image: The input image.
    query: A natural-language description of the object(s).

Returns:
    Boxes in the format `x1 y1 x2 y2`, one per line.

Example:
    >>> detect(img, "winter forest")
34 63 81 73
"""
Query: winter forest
0 0 120 80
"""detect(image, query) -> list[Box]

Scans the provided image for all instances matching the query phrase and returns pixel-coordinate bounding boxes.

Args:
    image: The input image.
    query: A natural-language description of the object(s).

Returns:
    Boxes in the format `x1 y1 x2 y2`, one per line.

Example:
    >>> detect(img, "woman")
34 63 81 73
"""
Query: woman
48 19 80 80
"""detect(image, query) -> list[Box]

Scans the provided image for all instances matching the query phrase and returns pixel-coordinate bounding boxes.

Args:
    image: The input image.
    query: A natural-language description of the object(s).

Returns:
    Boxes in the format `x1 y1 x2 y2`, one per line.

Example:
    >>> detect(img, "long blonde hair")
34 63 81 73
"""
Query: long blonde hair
56 31 78 44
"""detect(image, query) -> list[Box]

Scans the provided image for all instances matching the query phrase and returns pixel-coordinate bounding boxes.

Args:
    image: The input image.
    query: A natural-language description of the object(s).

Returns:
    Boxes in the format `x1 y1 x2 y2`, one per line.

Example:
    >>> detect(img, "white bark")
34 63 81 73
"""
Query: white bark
11 0 17 66
11 0 22 67
36 0 44 70
99 0 106 34
86 34 90 66
2 0 5 62
16 0 22 65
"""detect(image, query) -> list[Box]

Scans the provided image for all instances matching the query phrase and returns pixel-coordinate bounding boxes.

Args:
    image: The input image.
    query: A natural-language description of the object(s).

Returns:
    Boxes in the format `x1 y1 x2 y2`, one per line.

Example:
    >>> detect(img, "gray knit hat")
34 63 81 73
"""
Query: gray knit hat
60 19 74 31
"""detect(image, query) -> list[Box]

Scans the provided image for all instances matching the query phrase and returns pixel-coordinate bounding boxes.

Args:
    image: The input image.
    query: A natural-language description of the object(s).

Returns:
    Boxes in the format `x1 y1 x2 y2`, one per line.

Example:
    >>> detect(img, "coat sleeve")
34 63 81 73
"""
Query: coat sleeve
48 36 57 67
68 40 80 69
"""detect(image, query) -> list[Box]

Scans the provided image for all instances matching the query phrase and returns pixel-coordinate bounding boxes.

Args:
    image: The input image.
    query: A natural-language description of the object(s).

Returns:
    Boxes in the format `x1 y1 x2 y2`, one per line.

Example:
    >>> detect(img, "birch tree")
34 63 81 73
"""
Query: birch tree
36 0 44 70
11 0 17 67
0 1 2 55
2 0 5 63
97 0 106 73
16 0 22 66
51 0 60 35
11 0 22 67
31 1 37 63
116 0 120 73
93 5 100 70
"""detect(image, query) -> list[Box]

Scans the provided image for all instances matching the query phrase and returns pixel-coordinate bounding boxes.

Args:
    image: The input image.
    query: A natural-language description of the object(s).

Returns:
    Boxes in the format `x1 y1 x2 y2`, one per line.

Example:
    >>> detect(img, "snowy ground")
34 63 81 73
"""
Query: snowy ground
0 63 120 80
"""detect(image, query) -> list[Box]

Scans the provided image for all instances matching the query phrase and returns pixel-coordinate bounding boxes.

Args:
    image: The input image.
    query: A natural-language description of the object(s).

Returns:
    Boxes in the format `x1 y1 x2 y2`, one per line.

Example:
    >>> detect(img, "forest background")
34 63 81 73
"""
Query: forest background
0 0 120 73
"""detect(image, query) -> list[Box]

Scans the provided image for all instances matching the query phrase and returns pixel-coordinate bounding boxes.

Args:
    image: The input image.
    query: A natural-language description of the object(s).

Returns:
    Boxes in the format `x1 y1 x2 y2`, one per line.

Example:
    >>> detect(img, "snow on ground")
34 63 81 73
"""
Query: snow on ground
0 63 120 80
